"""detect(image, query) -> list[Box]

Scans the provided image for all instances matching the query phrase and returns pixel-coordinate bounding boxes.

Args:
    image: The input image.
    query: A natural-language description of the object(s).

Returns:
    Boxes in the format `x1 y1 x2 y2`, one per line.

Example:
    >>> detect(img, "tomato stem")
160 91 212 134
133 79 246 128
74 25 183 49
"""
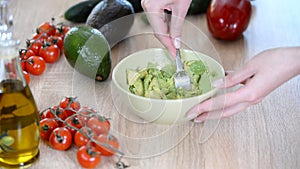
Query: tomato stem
41 124 50 132
115 155 130 169
54 132 64 143
39 102 126 164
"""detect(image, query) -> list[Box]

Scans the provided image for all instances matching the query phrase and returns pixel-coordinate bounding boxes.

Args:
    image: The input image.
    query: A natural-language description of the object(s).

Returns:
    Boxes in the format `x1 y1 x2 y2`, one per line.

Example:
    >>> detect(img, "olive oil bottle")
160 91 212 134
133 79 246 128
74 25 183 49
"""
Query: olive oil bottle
0 0 40 168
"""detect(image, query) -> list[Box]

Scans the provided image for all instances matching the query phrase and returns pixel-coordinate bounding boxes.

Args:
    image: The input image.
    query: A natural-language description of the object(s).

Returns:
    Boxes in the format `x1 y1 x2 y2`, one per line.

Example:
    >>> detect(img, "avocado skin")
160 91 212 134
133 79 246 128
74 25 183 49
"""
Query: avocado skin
64 26 111 81
63 26 92 68
64 0 103 23
187 0 211 15
127 0 143 13
86 0 135 47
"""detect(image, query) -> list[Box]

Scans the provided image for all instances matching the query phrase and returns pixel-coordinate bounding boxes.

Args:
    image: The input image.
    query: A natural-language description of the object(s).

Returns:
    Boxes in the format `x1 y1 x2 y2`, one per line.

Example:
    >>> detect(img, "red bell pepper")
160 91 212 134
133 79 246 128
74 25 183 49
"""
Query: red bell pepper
206 0 252 41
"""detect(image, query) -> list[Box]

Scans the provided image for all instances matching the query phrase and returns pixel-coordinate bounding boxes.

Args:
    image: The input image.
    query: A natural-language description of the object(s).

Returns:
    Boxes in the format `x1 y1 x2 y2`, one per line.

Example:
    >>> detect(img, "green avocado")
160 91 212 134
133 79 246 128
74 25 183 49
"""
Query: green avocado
127 0 143 13
86 0 135 47
126 59 209 99
64 0 103 23
63 25 111 81
187 0 211 15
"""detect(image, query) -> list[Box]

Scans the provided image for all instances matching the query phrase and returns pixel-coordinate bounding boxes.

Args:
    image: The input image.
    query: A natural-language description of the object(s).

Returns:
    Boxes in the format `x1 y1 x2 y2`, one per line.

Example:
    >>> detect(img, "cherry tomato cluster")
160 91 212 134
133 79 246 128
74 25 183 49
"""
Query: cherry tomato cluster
39 96 124 169
19 18 71 84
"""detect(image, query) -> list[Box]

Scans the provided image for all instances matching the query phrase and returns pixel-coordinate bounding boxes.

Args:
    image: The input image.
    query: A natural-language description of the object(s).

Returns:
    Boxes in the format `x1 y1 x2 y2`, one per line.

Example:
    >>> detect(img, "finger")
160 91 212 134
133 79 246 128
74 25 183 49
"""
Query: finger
186 94 224 119
156 34 176 57
145 12 168 36
225 70 250 85
213 65 255 88
156 10 176 57
143 11 176 57
169 0 191 39
169 15 184 40
186 86 250 118
151 12 176 56
193 102 250 123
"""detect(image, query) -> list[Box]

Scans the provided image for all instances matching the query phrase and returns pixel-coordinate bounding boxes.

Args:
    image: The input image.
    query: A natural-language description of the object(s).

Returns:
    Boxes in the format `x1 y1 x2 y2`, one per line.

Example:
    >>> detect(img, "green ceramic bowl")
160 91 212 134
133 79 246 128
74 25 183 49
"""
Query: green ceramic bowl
111 48 225 124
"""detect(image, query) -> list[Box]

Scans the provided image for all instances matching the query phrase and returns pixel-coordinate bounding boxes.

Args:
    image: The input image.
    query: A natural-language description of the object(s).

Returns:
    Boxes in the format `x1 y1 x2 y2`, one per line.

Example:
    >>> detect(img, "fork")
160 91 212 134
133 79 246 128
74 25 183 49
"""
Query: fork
174 47 192 90
163 10 191 90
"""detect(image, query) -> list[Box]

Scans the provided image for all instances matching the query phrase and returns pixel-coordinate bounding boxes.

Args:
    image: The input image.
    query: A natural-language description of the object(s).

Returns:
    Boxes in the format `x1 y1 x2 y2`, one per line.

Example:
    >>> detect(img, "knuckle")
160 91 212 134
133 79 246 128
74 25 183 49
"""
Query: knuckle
225 75 234 84
154 34 161 39
141 0 150 9
223 75 235 87
245 92 262 104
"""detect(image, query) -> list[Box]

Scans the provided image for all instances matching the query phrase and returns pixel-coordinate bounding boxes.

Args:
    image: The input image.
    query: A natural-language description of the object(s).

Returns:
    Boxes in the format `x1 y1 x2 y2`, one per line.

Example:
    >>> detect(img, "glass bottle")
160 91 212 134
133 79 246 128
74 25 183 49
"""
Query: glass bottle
0 0 40 168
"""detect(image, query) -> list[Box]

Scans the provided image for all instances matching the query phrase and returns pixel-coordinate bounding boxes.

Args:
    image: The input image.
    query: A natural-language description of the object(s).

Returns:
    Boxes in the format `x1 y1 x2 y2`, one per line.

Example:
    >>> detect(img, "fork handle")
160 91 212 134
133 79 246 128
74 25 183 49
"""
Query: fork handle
176 48 184 72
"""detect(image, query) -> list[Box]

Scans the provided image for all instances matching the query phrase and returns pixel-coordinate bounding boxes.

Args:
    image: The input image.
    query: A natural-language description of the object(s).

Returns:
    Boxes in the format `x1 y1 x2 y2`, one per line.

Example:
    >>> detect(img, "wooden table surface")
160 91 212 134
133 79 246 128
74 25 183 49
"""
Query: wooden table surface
8 0 300 168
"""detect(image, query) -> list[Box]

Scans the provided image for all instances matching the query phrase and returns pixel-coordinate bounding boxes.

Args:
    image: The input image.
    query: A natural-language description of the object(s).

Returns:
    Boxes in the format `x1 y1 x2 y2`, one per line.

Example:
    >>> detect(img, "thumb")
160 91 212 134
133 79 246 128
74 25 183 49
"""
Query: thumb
213 66 255 88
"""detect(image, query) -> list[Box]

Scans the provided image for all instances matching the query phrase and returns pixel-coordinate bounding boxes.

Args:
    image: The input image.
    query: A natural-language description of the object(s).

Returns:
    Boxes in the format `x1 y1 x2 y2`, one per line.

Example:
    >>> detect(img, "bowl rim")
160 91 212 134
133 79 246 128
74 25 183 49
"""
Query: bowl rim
112 48 225 103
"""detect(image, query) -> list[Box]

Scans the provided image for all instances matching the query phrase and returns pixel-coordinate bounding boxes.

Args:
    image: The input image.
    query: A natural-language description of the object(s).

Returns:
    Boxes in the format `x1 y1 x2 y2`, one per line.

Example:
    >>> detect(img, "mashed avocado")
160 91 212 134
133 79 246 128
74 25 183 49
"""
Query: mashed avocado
126 59 210 99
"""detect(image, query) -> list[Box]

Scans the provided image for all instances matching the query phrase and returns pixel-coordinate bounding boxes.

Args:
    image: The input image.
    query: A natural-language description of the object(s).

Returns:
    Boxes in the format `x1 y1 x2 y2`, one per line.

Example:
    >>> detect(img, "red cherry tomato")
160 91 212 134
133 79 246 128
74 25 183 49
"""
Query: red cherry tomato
23 70 30 84
77 106 97 126
63 115 83 136
26 40 42 55
56 24 71 39
47 35 63 50
62 25 70 36
206 0 252 40
37 21 56 36
94 134 119 156
39 43 61 63
40 106 67 126
39 118 59 141
77 145 101 169
25 56 46 75
32 32 48 43
59 96 81 117
4 60 14 72
74 127 95 148
19 49 35 60
49 127 72 151
87 115 110 135
41 106 62 118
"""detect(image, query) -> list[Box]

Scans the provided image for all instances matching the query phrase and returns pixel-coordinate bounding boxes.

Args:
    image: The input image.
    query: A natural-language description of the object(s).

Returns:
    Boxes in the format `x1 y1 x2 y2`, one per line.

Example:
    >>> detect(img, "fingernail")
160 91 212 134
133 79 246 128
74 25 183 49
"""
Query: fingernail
194 117 205 123
174 37 181 48
225 70 234 76
186 112 198 119
212 78 224 88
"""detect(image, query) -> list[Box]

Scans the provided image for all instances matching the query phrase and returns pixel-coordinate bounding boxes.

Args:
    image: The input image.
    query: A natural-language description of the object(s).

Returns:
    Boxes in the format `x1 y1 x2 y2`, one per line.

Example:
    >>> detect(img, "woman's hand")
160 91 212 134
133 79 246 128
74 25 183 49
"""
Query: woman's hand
187 47 300 123
141 0 192 57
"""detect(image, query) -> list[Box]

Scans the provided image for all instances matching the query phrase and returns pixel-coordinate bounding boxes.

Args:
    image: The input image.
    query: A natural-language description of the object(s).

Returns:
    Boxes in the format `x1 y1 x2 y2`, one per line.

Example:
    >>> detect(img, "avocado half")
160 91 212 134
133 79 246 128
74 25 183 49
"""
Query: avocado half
86 0 135 47
63 25 111 81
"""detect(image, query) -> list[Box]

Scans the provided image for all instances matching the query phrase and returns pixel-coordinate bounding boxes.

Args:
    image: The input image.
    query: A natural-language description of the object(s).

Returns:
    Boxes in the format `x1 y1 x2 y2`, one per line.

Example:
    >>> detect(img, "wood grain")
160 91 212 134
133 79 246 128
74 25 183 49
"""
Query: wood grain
6 0 300 168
